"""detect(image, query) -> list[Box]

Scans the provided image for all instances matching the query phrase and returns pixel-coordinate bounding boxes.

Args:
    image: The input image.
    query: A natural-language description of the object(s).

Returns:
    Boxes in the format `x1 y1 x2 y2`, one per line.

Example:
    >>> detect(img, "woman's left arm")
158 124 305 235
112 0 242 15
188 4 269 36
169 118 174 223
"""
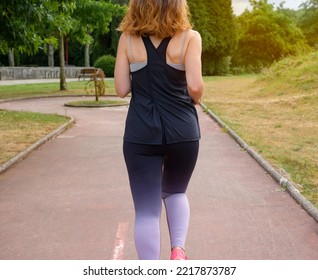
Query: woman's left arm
114 33 131 98
184 30 204 104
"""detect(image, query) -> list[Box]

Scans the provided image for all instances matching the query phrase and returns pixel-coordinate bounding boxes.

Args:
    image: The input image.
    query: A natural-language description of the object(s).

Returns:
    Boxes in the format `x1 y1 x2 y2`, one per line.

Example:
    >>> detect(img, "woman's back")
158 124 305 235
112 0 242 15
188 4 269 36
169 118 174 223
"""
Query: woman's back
128 31 193 66
115 29 204 104
124 33 201 145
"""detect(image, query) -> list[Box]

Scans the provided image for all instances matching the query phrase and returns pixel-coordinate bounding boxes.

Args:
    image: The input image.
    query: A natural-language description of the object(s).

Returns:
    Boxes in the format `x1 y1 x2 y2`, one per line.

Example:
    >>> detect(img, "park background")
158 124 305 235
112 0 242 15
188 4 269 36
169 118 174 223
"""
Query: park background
1 0 317 76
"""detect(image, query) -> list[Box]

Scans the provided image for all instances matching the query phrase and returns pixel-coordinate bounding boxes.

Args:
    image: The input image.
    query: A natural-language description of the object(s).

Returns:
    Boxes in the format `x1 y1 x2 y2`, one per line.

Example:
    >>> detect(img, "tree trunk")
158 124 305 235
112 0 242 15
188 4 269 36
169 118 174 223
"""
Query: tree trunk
8 48 15 66
94 80 99 102
48 44 54 67
84 43 90 67
59 35 67 91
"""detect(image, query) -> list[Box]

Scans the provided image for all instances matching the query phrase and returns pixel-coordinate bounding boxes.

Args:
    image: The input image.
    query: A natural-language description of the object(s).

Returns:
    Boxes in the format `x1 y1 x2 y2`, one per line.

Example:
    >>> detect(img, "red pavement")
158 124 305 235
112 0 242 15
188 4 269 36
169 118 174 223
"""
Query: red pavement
0 96 317 260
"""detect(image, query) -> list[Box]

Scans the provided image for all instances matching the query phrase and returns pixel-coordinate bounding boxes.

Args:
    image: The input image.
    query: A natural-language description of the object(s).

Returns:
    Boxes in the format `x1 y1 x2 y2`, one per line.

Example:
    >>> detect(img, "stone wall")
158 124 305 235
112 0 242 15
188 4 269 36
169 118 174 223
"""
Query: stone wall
0 67 87 80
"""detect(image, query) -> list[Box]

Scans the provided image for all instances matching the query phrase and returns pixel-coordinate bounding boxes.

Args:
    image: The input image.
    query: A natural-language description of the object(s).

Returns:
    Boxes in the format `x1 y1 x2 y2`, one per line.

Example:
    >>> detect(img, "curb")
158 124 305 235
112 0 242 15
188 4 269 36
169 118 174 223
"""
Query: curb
200 102 318 223
0 116 75 175
64 102 129 108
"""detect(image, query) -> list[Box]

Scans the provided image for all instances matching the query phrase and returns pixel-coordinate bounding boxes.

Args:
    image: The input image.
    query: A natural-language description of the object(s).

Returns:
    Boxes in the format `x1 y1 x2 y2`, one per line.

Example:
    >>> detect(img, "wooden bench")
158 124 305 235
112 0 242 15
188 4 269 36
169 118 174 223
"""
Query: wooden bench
78 68 98 81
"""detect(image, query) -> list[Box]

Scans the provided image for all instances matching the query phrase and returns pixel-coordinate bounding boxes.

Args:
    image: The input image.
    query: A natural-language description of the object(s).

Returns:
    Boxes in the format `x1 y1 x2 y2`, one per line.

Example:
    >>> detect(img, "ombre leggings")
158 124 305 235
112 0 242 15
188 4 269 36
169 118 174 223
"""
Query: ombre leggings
123 141 199 260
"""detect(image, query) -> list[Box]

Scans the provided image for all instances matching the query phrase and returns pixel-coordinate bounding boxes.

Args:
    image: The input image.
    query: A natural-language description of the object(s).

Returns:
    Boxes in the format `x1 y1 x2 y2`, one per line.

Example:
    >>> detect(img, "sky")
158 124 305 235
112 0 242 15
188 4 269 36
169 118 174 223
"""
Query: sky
232 0 306 15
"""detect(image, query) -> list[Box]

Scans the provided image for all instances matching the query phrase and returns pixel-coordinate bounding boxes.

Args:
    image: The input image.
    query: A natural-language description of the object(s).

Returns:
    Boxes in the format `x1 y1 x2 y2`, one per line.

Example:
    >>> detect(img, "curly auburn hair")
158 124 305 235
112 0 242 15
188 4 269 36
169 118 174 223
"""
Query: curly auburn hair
118 0 192 38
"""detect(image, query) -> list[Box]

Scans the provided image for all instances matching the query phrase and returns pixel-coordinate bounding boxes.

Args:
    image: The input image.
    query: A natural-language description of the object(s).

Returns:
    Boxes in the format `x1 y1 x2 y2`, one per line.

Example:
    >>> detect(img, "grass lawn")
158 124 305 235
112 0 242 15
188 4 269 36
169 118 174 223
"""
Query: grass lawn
0 79 116 100
0 110 69 165
64 99 129 107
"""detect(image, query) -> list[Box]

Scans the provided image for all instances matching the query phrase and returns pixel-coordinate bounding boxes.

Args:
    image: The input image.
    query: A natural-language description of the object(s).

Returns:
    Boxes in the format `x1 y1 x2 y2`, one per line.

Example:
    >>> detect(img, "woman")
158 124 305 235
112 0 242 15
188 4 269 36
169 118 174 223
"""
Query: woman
114 0 204 260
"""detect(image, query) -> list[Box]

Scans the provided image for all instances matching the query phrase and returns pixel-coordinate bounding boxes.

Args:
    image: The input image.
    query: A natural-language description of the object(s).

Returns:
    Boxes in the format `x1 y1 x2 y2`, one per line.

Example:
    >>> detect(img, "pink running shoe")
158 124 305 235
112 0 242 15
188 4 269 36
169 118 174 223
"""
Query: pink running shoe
170 247 188 260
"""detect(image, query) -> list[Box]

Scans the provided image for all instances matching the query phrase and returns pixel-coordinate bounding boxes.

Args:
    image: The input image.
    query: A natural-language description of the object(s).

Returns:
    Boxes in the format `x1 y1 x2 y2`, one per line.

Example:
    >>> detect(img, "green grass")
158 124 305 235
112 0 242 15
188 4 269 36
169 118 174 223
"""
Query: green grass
203 74 257 82
65 99 129 107
258 51 318 95
0 110 69 164
0 79 116 100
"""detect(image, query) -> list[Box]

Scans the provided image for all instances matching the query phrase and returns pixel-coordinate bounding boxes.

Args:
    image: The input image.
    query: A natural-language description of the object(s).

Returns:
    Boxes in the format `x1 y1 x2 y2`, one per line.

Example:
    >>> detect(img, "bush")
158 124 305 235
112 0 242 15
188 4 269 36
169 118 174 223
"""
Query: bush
214 56 231 76
94 55 116 77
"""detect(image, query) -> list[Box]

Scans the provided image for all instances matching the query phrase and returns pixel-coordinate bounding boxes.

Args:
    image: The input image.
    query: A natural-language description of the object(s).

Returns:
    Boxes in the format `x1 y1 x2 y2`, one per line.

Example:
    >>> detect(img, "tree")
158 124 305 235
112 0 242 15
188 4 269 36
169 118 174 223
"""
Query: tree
72 0 123 67
232 0 309 71
41 0 77 90
0 0 45 66
188 0 237 75
299 0 318 48
90 2 127 63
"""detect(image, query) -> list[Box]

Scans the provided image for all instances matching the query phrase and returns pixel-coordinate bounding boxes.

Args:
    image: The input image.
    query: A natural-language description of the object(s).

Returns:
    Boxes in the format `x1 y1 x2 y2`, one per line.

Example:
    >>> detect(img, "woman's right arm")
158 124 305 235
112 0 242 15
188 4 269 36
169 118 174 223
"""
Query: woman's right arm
114 33 131 98
184 30 204 104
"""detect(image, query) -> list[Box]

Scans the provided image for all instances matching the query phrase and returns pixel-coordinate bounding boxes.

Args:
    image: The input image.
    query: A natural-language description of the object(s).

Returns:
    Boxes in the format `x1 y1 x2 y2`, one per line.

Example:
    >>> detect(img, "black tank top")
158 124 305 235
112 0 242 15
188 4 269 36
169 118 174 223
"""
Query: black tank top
124 36 200 145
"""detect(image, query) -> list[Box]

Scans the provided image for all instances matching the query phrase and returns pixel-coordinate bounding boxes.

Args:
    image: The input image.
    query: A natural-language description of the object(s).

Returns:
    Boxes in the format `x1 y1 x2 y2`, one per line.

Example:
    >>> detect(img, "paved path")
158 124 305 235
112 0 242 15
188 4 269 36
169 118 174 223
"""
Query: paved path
0 96 317 260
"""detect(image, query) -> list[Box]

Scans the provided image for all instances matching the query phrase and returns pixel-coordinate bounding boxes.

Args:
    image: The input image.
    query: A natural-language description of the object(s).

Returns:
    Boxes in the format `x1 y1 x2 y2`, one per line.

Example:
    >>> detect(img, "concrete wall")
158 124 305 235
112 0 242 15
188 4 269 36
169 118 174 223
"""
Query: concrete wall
0 67 87 80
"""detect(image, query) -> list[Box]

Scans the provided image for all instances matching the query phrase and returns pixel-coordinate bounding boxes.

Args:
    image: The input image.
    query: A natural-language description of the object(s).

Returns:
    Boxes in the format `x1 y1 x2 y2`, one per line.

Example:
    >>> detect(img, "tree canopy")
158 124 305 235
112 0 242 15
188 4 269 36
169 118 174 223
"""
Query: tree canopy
0 0 316 76
189 0 237 75
0 0 45 54
232 0 310 71
299 0 318 47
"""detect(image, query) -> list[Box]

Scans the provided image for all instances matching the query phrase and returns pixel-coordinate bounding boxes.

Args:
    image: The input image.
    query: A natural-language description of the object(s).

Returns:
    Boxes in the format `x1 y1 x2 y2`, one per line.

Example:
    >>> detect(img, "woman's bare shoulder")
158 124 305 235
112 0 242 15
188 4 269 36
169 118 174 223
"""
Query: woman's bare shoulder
187 29 201 41
119 32 130 42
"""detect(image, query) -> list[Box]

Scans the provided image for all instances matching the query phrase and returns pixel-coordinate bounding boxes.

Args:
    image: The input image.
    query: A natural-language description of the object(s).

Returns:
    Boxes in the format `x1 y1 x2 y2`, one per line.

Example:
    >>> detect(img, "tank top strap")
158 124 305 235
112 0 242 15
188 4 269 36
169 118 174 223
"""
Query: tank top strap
156 37 172 62
142 36 172 64
141 36 156 62
129 35 135 63
141 36 153 52
179 31 188 64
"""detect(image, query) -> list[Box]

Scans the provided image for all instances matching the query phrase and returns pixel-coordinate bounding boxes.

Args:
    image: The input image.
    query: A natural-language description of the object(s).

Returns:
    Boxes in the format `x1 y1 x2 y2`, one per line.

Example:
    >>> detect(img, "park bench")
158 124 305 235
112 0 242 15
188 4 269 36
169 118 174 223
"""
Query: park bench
78 68 99 81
